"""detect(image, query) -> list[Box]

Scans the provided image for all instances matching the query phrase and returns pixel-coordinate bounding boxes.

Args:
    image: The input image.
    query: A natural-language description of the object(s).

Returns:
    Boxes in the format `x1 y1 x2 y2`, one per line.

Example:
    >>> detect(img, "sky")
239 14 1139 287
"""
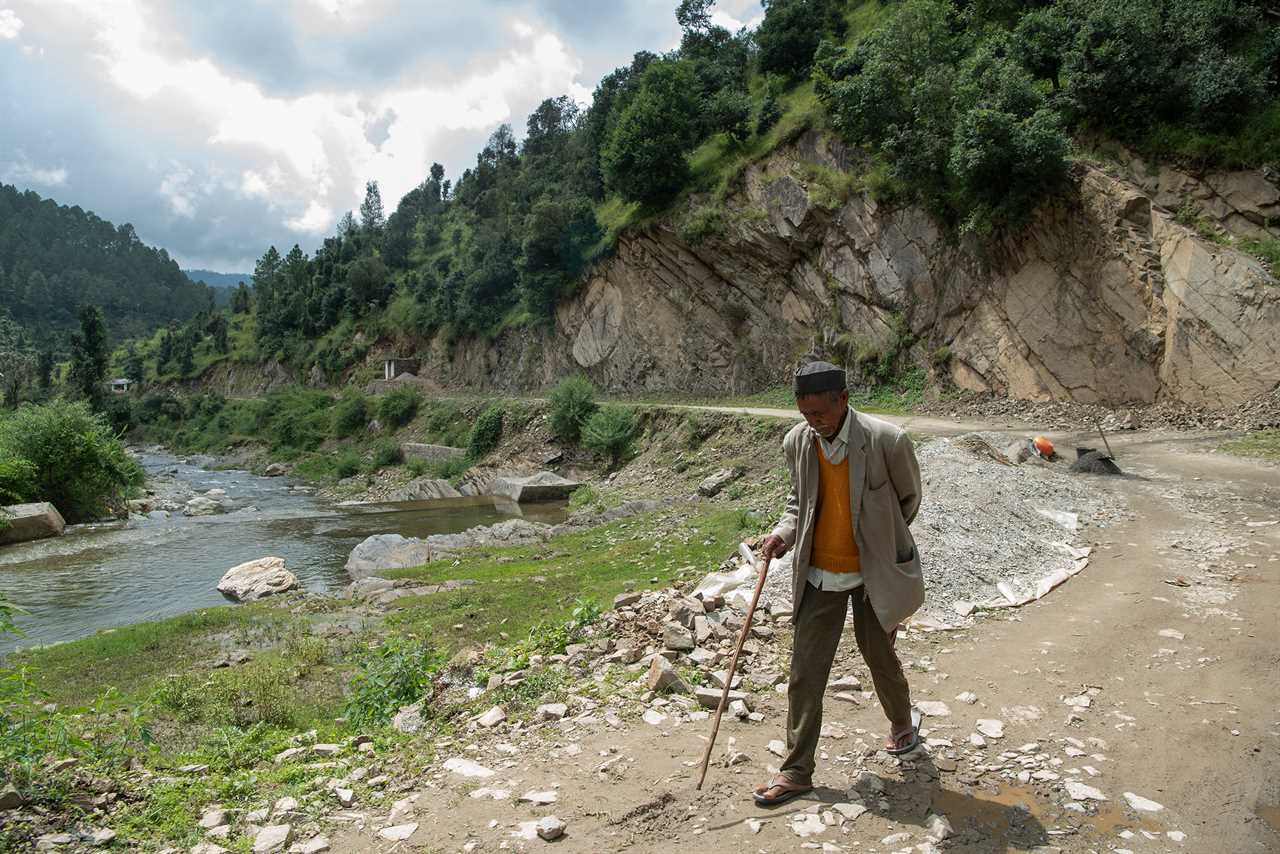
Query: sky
0 0 763 273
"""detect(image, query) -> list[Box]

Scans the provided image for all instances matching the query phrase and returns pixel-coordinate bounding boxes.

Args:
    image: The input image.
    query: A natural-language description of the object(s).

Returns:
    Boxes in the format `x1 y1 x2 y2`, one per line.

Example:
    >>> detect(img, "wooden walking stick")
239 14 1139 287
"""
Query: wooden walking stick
695 553 770 790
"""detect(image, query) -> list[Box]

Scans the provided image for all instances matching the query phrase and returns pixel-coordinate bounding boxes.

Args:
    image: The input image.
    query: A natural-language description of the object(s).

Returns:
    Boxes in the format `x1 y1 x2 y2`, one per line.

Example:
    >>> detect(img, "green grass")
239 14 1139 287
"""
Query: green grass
380 506 753 654
1138 101 1280 171
1222 430 1280 461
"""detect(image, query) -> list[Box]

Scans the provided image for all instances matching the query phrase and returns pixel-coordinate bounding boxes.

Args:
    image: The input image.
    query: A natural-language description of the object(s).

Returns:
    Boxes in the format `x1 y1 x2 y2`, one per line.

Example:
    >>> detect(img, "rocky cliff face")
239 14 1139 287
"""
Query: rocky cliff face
405 135 1280 407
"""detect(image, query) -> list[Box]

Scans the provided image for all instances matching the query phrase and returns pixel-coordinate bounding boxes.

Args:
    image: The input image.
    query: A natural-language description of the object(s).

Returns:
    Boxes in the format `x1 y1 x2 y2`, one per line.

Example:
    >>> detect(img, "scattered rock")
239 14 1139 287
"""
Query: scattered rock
643 709 668 726
791 814 826 837
536 816 566 841
264 463 287 477
647 656 689 694
392 702 425 733
183 496 223 517
698 467 742 497
334 788 355 807
0 785 23 809
955 691 978 705
377 824 418 842
292 836 330 854
443 757 495 778
917 700 952 717
536 703 568 721
477 706 507 728
198 807 227 829
663 622 695 652
925 813 954 842
252 825 293 854
1065 782 1107 801
1123 792 1165 813
767 739 787 758
976 719 1005 739
1158 628 1185 641
519 790 558 805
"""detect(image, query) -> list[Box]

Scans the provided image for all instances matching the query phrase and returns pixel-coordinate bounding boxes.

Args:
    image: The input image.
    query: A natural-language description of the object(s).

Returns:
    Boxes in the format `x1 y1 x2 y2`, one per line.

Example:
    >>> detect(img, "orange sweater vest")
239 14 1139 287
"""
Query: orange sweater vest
810 441 861 574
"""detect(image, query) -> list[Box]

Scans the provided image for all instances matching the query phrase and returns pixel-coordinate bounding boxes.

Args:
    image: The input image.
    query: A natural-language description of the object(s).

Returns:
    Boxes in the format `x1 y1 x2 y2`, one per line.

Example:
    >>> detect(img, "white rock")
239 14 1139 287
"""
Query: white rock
443 757 495 778
1064 694 1092 709
882 831 913 844
1158 628 1185 640
536 703 568 721
969 733 986 747
833 802 867 821
643 709 668 726
728 699 750 719
469 787 511 800
198 808 227 829
1064 781 1107 801
87 829 116 847
917 701 951 718
377 823 418 842
391 702 424 733
954 691 978 705
477 705 506 728
745 819 763 834
519 790 558 805
791 814 827 837
333 788 354 807
536 816 566 841
1123 792 1165 812
1167 831 1186 842
273 796 299 814
217 557 299 602
189 845 229 854
293 837 330 854
976 719 1004 738
252 825 292 854
767 739 787 758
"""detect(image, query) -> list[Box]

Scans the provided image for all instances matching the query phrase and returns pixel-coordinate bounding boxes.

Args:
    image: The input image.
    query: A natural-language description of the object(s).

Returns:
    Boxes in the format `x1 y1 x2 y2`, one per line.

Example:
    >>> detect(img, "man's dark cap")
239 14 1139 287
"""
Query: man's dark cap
794 361 847 396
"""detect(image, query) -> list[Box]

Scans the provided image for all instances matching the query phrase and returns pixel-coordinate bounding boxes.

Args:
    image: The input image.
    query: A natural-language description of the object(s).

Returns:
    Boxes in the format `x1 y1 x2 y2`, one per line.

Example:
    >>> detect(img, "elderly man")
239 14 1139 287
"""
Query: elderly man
753 361 924 806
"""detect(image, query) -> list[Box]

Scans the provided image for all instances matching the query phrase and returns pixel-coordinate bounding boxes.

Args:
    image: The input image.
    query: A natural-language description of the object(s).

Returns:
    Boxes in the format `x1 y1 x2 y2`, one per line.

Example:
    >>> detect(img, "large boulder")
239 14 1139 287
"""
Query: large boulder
183 496 223 517
698 467 743 497
217 557 299 601
0 502 66 546
383 478 462 502
488 471 582 503
424 519 551 556
345 534 434 579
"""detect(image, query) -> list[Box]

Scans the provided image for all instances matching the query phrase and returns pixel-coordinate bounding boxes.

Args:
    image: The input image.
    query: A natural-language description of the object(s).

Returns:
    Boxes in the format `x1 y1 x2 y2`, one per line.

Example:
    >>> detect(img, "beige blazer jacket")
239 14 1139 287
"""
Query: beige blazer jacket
771 408 924 632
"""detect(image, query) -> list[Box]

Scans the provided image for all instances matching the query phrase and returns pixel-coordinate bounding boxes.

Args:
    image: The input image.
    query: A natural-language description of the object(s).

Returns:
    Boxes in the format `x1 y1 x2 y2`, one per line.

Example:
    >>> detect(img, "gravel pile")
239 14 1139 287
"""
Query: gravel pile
919 387 1280 432
735 433 1129 627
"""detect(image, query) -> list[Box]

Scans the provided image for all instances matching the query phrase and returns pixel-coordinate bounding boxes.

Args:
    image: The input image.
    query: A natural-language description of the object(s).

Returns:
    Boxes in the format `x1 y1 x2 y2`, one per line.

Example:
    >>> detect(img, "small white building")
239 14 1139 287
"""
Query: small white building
109 378 133 394
383 357 420 380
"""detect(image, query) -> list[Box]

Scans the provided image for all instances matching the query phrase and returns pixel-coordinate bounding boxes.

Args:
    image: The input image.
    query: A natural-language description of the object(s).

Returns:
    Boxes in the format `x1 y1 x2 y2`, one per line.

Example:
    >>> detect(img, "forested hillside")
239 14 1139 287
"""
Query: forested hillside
183 270 250 290
0 183 214 349
155 0 1279 389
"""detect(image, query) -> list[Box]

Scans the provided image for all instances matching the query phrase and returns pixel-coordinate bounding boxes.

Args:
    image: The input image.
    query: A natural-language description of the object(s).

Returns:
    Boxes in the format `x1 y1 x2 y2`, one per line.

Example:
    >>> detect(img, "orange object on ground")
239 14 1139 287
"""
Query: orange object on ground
1033 435 1055 458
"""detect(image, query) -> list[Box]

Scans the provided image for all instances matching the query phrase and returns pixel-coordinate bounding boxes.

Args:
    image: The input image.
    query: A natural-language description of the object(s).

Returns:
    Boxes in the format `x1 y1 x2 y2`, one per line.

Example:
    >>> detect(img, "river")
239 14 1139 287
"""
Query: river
0 450 567 655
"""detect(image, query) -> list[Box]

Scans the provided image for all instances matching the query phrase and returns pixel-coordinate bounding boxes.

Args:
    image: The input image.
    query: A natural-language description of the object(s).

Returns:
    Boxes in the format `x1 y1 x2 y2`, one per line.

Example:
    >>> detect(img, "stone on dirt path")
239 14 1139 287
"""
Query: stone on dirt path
377 823 418 842
477 705 507 728
291 836 330 854
1123 792 1165 812
536 703 568 720
252 825 292 854
647 656 689 693
976 719 1005 738
519 790 558 805
1065 782 1107 801
443 757 495 778
767 739 786 758
917 700 952 717
536 816 566 841
791 814 826 837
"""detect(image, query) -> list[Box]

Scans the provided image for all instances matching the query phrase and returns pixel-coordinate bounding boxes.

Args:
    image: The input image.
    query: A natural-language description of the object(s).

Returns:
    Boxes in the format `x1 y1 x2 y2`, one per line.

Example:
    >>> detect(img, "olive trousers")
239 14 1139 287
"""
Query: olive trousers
780 581 912 785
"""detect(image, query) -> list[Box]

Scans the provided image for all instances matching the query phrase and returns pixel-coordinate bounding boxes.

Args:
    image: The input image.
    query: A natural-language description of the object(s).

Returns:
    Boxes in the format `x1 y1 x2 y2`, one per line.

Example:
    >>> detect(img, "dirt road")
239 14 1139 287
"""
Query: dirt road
328 429 1279 853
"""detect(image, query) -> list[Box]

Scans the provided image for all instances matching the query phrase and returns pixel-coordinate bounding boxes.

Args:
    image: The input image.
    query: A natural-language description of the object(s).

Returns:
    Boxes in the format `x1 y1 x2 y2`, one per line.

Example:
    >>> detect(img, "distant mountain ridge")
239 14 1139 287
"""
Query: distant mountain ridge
0 183 214 350
183 269 250 290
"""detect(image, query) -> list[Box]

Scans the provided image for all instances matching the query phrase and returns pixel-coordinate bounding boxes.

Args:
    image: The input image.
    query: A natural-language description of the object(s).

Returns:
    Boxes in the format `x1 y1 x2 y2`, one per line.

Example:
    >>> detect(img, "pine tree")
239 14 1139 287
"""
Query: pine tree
68 304 109 408
359 181 385 233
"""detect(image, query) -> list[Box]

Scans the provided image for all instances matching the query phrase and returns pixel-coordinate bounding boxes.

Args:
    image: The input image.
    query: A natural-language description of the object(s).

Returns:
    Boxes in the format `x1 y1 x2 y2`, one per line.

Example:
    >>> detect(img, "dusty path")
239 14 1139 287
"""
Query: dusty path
321 430 1278 854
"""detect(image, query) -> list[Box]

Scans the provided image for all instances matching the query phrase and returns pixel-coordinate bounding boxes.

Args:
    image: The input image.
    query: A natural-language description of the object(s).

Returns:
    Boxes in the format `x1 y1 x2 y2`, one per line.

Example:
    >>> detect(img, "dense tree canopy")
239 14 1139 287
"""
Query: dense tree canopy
0 184 214 349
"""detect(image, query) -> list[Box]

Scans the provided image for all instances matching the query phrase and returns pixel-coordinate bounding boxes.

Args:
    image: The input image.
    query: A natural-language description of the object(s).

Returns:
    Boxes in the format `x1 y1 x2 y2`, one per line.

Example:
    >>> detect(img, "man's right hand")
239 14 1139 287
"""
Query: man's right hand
760 534 789 564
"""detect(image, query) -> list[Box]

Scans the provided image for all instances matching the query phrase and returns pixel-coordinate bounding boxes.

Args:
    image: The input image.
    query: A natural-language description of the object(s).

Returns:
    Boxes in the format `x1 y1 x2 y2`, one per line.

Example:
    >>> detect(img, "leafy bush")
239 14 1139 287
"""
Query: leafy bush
756 0 847 78
0 400 144 522
601 59 701 204
331 392 368 438
581 405 639 464
334 449 361 480
377 388 421 429
344 637 441 727
547 376 598 443
467 405 505 459
370 439 404 469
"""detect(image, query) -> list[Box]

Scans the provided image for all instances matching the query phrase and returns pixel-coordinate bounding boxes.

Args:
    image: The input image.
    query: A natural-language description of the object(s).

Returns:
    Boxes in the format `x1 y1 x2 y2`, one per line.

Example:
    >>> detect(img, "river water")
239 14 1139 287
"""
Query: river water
0 451 566 655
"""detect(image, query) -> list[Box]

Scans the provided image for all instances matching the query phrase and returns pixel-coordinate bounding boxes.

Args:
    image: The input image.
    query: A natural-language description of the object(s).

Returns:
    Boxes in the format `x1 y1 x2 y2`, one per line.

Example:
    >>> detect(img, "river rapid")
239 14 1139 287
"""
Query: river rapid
0 450 566 655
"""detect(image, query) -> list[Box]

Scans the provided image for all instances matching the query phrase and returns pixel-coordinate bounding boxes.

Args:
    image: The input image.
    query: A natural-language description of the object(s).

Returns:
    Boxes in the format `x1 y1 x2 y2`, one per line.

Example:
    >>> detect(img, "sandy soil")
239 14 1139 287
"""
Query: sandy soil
325 428 1280 854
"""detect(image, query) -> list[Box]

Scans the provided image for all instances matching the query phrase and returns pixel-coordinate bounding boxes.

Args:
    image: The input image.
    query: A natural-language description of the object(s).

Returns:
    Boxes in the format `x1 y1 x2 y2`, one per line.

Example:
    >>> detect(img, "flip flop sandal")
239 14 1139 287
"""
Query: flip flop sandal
885 708 923 756
753 777 813 807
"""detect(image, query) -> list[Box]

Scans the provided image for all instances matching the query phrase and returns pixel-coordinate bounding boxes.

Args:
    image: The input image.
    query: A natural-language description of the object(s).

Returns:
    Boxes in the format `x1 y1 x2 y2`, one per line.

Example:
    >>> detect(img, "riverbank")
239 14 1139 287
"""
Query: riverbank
2 407 1278 852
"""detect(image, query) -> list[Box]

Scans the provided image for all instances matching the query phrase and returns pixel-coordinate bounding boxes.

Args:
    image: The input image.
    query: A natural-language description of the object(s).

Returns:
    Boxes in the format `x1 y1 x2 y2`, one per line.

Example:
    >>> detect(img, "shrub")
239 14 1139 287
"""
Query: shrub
0 400 143 522
581 405 638 464
377 387 421 429
547 376 598 443
333 450 362 480
344 637 441 727
331 392 368 438
467 405 505 459
370 439 404 469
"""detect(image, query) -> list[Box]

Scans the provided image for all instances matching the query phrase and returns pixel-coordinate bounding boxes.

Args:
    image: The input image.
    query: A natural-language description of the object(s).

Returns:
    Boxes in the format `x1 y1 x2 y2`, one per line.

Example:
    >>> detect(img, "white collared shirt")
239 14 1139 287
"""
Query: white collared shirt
807 407 863 592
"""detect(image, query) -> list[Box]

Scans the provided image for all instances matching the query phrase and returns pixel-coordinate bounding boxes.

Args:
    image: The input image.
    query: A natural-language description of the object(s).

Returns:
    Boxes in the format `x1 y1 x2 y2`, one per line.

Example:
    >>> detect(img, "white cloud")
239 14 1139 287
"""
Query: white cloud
1 151 67 186
0 8 22 40
286 199 331 233
159 167 196 218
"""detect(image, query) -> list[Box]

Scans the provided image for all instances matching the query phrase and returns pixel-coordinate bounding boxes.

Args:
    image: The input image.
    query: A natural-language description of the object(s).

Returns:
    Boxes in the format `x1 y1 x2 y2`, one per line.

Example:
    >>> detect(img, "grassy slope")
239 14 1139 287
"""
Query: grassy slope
1221 429 1280 461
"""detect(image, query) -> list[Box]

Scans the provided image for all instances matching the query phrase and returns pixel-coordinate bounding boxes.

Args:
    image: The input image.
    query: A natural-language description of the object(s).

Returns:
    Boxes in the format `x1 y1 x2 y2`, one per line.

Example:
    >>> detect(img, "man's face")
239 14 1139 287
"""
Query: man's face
797 391 849 440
